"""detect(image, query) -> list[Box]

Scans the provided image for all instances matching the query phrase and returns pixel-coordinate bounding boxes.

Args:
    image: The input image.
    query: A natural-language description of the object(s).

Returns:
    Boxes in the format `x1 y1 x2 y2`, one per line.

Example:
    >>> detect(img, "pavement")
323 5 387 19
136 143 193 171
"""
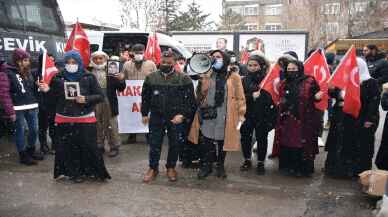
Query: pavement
0 124 382 217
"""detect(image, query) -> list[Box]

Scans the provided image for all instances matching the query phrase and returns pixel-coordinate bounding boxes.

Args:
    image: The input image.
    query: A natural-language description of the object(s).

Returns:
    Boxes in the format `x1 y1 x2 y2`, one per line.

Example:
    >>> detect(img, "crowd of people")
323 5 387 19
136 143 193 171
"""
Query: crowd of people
0 43 388 184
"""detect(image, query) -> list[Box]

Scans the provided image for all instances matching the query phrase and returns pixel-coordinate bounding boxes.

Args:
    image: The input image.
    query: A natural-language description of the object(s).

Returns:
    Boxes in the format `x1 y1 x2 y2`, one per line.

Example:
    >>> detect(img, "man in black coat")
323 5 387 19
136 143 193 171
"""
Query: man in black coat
363 44 388 86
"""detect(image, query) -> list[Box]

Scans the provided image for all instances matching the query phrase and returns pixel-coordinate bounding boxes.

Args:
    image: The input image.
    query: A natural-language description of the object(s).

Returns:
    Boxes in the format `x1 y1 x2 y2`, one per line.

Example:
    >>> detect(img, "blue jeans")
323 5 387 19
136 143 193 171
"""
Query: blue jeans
15 108 38 152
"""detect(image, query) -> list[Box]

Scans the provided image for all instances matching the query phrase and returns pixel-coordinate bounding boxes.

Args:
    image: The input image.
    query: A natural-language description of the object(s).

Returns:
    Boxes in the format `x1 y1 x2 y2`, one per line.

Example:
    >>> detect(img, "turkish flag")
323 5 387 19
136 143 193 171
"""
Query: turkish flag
41 50 58 85
144 33 161 65
328 46 361 118
65 22 90 67
259 64 281 104
304 49 331 111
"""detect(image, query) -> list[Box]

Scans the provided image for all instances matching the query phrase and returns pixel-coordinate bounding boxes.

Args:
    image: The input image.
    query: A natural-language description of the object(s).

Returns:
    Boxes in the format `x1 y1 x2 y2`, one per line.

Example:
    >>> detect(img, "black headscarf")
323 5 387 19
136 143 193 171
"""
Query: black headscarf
210 50 230 108
283 60 306 119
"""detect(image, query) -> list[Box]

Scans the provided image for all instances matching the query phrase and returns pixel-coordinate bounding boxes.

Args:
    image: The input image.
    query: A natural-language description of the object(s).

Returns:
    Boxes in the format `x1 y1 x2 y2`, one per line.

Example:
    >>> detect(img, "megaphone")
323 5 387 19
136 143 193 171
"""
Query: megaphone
188 54 212 75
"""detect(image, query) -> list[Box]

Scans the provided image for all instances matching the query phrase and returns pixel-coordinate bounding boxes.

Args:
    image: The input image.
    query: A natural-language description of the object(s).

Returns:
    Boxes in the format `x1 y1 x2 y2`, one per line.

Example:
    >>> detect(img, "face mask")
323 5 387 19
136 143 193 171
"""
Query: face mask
65 64 79 73
285 71 299 80
160 64 172 74
230 57 236 63
212 59 223 70
179 64 185 72
134 54 144 62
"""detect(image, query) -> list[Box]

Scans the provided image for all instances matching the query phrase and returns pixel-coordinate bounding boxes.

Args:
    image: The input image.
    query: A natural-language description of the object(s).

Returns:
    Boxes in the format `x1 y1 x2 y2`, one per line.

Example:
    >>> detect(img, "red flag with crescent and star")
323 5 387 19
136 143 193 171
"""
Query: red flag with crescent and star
259 64 281 104
65 22 90 67
304 49 331 111
41 50 58 85
328 46 361 118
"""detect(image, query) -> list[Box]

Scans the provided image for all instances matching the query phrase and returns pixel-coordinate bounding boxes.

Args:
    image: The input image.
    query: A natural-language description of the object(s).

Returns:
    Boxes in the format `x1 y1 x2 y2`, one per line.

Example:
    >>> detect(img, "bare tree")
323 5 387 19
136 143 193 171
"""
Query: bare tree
119 0 163 31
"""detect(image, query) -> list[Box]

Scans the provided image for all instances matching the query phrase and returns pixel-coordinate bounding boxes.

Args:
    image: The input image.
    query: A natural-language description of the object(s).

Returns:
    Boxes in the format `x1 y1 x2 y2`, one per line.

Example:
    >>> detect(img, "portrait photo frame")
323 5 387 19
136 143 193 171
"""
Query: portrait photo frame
64 82 80 100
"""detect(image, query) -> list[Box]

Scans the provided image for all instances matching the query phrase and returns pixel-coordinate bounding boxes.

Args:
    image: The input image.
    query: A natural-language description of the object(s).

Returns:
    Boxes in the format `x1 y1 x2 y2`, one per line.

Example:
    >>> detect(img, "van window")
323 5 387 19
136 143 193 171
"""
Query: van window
0 0 64 35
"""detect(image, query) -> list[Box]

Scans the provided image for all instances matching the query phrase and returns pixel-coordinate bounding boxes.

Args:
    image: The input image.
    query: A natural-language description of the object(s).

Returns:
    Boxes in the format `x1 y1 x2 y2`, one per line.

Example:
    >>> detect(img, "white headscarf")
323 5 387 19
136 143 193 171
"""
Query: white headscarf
357 57 371 83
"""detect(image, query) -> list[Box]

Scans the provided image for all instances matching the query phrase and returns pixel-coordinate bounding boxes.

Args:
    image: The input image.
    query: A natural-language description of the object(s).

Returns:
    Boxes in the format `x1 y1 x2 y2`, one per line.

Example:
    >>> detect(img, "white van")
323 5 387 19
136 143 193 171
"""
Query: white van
86 31 192 59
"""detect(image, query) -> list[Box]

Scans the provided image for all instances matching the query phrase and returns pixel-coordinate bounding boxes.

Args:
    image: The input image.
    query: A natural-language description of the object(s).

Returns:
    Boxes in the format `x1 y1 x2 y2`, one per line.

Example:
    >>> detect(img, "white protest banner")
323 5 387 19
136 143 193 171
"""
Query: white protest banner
117 80 148 134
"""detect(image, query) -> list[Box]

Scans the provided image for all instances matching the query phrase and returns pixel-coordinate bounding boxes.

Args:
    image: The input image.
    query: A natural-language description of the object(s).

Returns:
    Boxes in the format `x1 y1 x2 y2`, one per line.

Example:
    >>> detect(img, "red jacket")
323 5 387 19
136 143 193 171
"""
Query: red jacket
0 64 15 119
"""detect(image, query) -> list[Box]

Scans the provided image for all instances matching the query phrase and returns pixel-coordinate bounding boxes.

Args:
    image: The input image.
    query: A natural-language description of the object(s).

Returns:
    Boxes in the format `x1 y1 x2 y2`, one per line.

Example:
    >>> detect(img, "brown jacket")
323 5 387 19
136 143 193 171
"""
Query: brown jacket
122 60 157 80
188 71 246 151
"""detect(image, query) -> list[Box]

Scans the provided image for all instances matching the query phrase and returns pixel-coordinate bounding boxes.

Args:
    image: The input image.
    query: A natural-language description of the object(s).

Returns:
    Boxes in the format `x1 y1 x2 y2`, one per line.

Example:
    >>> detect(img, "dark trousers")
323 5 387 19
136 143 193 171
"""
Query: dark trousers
199 133 226 167
148 114 182 170
240 119 268 162
38 108 56 150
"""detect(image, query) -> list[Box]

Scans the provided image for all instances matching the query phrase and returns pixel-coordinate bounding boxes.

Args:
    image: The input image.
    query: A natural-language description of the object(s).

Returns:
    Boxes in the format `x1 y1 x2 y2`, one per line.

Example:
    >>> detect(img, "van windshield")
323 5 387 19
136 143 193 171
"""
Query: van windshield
0 0 64 36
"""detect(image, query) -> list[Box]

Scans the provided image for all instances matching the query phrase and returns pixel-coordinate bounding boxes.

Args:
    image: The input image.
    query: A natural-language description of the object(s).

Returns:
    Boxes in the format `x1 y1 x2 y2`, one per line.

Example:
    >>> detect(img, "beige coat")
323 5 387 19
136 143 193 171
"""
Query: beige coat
188 71 246 151
122 60 157 80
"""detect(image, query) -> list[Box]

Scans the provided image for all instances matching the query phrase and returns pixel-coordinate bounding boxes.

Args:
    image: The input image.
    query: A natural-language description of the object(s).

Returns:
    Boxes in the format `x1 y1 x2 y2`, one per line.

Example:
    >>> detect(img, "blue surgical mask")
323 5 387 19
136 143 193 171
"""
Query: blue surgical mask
213 59 223 70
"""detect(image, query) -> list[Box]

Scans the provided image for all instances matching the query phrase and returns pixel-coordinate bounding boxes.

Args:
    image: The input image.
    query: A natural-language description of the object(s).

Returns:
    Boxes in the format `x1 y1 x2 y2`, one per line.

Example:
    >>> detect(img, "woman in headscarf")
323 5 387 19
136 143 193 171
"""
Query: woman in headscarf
90 51 126 157
40 50 111 183
239 54 277 175
188 50 246 179
277 59 322 177
325 58 380 177
376 80 388 170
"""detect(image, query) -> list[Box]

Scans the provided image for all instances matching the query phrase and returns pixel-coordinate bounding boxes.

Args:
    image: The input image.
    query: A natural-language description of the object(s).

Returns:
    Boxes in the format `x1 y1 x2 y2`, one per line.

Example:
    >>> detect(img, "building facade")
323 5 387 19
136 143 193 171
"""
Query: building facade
222 0 388 47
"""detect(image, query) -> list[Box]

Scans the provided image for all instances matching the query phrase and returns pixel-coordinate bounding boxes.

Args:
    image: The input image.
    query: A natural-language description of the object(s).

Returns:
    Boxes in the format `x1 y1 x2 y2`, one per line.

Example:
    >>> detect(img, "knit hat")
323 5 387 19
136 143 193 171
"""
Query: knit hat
12 48 30 64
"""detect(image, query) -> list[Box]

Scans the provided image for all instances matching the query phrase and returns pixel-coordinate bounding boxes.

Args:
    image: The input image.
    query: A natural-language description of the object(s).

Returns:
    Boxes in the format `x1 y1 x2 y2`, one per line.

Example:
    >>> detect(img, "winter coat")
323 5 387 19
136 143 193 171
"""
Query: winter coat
5 65 38 111
141 70 196 121
48 71 104 119
366 54 388 86
188 71 246 151
122 60 157 80
242 72 277 132
0 66 15 118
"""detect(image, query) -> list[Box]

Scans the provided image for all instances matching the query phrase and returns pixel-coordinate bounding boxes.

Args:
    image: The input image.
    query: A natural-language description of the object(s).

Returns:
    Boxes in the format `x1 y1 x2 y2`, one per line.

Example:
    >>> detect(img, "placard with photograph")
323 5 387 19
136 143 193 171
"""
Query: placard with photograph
107 60 120 76
64 82 80 100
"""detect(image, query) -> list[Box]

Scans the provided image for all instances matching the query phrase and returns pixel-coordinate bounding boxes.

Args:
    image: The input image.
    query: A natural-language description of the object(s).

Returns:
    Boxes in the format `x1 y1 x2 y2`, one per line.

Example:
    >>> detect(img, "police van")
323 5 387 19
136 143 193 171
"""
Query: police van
0 0 66 66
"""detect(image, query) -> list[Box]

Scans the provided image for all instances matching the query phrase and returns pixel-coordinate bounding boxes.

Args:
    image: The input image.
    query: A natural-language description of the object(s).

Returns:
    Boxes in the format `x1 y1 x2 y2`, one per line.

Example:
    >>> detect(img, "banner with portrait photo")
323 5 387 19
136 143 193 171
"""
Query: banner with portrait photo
117 80 148 134
172 33 234 53
239 33 308 62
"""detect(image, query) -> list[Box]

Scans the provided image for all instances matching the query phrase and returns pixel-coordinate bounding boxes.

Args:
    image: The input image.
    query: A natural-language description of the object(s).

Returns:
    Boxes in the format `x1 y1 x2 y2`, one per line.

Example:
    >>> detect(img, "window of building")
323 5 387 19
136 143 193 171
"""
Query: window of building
353 1 368 13
264 4 282 16
265 23 281 31
245 23 258 31
322 2 341 15
229 6 243 15
243 4 259 16
326 22 339 33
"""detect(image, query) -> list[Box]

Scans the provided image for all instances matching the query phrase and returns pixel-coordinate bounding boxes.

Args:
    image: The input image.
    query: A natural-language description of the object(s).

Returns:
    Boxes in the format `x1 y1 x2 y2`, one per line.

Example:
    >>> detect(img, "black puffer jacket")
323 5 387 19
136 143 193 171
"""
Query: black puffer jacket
48 71 104 117
366 53 388 86
242 72 277 132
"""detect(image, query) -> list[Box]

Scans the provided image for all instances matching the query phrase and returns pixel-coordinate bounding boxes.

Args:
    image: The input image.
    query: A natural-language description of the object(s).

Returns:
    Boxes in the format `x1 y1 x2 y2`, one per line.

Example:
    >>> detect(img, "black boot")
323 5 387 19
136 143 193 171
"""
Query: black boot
197 163 212 179
40 144 50 155
26 147 44 161
240 160 252 171
19 151 37 165
256 162 265 175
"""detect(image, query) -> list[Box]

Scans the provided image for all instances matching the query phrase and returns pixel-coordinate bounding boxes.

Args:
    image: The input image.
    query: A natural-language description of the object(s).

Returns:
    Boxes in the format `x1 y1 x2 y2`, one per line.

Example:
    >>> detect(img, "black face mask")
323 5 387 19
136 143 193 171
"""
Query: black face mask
285 71 299 80
160 64 173 74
